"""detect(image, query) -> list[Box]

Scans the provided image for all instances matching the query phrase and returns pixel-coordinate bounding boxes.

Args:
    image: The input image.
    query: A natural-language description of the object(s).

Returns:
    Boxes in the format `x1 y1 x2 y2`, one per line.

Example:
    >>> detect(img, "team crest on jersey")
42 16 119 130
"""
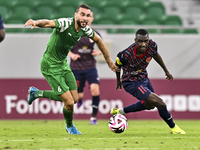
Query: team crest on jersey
146 57 152 63
82 46 88 50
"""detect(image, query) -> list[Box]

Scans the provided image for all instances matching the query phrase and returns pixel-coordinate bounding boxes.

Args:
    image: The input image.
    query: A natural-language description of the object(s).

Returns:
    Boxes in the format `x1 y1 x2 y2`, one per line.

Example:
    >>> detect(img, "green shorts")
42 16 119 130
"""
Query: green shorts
40 57 77 96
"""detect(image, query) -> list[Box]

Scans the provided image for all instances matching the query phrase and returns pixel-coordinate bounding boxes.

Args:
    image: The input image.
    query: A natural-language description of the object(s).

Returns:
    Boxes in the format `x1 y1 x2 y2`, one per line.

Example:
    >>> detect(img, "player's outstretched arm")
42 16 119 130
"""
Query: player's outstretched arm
153 52 173 81
93 32 119 72
24 19 56 29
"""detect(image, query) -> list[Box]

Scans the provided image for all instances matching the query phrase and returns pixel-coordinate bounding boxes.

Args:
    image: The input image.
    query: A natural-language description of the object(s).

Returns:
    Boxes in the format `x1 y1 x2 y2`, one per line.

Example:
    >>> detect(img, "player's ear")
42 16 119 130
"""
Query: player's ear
75 12 78 18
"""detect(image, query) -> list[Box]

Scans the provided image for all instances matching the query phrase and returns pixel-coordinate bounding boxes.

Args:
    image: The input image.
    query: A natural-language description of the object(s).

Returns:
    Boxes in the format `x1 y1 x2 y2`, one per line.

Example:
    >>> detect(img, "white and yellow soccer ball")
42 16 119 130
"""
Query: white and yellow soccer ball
108 114 128 133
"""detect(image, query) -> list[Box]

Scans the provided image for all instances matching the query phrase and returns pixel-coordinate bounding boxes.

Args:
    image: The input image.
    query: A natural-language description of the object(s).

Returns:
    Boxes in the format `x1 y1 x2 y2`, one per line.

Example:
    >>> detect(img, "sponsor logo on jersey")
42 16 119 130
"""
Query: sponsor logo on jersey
146 57 152 63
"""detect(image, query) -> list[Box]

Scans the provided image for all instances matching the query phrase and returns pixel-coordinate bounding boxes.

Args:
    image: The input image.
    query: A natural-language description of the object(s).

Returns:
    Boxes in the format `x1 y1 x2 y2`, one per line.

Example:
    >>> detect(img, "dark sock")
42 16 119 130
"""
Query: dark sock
158 107 175 128
36 90 62 102
124 101 146 113
63 106 73 128
92 96 100 117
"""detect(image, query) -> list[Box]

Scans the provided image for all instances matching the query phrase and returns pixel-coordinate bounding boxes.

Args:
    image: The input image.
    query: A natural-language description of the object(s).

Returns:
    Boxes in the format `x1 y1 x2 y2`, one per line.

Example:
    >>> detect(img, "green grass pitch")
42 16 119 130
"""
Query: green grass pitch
0 120 200 150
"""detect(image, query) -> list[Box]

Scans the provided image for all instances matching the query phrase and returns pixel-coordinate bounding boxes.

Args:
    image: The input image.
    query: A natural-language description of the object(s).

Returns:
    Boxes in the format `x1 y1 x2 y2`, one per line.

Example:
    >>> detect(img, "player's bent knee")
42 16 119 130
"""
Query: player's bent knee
144 103 155 110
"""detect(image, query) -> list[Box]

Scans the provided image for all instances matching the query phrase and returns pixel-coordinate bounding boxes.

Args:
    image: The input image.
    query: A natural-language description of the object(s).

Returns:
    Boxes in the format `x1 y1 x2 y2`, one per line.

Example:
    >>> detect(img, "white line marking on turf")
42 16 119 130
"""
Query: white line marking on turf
1 136 200 142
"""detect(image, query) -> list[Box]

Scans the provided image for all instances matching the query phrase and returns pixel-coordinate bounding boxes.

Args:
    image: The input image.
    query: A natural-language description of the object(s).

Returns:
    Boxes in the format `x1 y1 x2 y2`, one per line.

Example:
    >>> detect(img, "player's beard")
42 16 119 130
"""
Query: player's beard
77 20 87 28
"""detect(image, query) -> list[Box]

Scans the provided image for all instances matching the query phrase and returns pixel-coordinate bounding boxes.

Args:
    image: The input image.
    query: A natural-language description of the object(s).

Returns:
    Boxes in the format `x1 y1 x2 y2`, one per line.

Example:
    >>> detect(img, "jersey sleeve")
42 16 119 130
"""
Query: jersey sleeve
149 39 158 55
116 50 128 66
82 25 95 39
0 15 4 29
54 18 73 32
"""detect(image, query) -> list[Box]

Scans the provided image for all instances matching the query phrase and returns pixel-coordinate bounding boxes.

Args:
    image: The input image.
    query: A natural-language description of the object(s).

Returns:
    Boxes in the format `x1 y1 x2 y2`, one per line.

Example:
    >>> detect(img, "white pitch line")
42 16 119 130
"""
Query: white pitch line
1 136 200 142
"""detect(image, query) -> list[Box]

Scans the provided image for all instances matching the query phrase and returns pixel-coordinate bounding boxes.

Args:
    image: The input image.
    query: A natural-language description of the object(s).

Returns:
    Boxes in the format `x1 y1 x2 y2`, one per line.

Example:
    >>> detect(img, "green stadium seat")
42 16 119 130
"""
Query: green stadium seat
146 29 161 34
58 0 85 9
161 29 183 34
122 29 138 34
124 6 143 16
0 6 11 23
145 2 165 17
33 6 55 20
84 0 106 9
107 29 121 34
119 20 139 25
162 15 182 26
5 18 24 24
140 15 160 25
36 0 61 9
5 28 24 33
126 0 150 10
38 28 54 33
99 6 122 24
182 29 198 34
54 6 76 18
11 6 32 23
120 14 141 25
103 0 128 9
14 0 38 9
97 20 115 25
91 7 102 24
0 0 17 9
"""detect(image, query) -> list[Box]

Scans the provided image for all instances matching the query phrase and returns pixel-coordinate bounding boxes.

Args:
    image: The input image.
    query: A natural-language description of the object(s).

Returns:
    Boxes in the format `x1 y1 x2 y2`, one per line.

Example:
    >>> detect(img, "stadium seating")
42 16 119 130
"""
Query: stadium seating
14 0 38 9
54 6 76 18
103 0 128 9
0 0 198 34
140 15 161 25
98 6 122 24
0 0 17 9
59 0 85 8
32 6 55 20
10 6 32 23
126 0 150 11
162 15 182 26
0 6 10 23
84 0 106 9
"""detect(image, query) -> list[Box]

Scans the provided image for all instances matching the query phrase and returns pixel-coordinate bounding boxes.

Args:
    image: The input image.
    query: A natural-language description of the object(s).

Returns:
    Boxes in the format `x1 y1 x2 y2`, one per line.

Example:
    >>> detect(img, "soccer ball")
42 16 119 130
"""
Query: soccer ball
108 114 128 133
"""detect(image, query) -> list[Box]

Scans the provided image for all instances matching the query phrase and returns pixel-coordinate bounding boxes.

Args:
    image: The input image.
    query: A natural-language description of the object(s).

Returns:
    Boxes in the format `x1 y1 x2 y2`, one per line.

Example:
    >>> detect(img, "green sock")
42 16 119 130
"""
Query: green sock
63 107 73 128
36 90 62 102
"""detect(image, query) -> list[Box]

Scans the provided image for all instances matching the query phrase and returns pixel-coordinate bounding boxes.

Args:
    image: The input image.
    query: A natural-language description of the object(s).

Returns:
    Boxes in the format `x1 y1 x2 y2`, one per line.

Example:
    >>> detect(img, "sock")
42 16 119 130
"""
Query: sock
36 90 62 102
63 106 73 128
124 101 146 113
92 96 100 117
158 107 175 128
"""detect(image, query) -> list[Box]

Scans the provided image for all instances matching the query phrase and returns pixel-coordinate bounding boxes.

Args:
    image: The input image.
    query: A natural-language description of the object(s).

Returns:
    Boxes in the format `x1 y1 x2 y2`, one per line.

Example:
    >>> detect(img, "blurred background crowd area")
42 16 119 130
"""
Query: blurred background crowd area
0 0 200 34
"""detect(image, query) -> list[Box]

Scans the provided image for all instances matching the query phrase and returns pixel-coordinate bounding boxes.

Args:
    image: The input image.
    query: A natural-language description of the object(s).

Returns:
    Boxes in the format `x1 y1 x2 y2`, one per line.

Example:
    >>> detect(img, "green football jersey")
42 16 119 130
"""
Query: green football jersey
43 17 95 63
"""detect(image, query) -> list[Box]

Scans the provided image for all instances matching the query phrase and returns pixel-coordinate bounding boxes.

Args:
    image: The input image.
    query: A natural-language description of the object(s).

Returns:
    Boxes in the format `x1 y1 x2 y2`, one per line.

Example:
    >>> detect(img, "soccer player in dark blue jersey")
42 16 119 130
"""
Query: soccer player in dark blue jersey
0 14 5 43
68 12 101 125
111 29 185 134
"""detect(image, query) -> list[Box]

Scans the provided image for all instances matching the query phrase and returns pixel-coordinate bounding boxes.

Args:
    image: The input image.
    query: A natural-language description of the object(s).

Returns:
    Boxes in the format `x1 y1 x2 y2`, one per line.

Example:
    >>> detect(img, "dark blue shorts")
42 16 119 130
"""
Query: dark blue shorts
122 78 154 102
72 68 100 93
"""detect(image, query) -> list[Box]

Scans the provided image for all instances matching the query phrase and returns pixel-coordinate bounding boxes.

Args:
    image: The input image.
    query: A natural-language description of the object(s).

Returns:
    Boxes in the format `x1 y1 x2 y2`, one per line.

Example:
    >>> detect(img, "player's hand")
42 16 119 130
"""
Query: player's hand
91 50 102 56
116 80 122 90
24 19 36 29
107 60 120 72
165 71 173 81
71 53 81 61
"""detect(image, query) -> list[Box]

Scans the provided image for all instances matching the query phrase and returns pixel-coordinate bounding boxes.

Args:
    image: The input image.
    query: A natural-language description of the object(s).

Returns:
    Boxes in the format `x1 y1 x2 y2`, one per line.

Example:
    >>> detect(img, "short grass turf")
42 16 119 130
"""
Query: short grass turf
0 120 199 150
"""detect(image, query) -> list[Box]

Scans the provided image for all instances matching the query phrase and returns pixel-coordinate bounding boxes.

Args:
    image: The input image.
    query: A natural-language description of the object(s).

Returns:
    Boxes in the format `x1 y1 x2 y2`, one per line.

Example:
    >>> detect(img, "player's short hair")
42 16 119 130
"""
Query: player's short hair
76 4 91 13
136 29 149 36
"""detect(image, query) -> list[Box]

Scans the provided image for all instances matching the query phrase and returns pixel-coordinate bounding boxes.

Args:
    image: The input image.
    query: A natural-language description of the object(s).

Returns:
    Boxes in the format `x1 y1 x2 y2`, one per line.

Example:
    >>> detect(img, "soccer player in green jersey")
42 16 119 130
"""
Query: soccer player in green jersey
24 4 119 135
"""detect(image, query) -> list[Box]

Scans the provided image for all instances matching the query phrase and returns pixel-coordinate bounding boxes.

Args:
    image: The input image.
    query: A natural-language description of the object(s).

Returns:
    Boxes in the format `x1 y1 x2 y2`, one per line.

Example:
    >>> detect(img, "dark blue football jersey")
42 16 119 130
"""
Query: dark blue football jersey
116 39 157 81
70 29 101 70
